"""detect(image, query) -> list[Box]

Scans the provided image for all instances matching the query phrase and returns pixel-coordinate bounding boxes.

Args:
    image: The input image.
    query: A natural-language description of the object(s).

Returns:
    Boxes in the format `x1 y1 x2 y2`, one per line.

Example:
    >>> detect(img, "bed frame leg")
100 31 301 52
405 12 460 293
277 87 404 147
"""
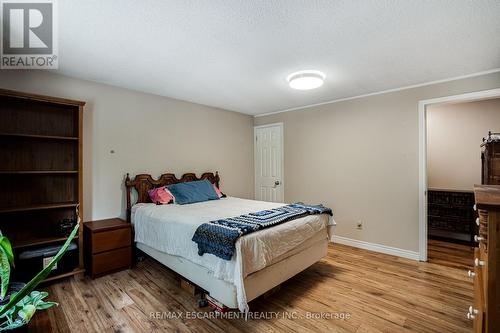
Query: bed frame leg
134 247 146 264
198 293 208 308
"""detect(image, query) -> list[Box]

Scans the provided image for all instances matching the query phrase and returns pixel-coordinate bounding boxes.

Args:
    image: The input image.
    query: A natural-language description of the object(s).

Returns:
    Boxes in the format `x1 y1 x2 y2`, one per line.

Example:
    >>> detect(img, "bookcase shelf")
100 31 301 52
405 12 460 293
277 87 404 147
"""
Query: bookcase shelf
0 171 78 175
0 132 79 140
42 268 85 284
12 235 79 249
0 202 79 214
0 88 85 283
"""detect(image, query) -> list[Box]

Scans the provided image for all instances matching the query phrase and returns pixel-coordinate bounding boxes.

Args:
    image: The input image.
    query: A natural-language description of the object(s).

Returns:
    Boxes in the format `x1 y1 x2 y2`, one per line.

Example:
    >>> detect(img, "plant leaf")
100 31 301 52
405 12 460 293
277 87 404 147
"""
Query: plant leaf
30 291 42 305
0 223 79 317
18 304 35 322
0 318 25 331
37 291 48 299
35 301 57 310
0 237 13 267
0 248 10 300
17 295 31 307
0 304 16 319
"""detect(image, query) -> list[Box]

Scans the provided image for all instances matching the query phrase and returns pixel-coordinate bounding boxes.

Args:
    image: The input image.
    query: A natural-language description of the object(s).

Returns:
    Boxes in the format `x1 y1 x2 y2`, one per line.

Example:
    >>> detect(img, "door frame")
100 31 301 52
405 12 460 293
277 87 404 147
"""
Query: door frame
418 88 500 261
254 122 285 202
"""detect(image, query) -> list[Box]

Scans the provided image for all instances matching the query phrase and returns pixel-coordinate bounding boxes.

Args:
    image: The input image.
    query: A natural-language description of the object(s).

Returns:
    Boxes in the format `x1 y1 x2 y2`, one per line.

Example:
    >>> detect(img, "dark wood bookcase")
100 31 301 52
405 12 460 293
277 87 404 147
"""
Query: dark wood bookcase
427 189 476 244
0 88 85 282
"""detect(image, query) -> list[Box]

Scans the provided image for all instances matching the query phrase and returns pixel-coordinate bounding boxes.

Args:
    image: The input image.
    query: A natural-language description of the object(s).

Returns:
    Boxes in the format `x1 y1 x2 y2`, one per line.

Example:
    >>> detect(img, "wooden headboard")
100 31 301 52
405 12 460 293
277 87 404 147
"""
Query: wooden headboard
124 171 220 222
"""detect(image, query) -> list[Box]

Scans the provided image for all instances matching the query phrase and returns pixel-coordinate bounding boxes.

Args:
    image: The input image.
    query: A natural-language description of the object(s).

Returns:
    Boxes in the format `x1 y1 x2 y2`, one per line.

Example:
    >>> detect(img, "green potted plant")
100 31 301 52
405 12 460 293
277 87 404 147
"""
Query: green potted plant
0 233 16 303
0 224 79 331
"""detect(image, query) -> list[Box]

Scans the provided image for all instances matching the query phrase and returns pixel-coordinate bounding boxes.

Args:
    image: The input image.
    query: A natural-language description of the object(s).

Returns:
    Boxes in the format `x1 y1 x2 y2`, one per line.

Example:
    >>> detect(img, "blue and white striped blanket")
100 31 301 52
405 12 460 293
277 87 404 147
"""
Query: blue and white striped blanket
192 203 333 260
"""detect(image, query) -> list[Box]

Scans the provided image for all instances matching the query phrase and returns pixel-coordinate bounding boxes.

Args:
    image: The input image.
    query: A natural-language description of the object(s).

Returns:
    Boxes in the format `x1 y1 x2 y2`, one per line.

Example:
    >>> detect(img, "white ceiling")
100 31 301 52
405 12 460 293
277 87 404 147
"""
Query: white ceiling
58 1 500 115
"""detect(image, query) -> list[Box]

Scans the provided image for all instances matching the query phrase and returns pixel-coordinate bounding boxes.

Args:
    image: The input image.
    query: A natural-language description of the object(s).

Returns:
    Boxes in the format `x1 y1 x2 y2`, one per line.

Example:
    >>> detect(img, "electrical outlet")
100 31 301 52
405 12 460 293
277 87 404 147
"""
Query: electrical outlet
356 221 363 230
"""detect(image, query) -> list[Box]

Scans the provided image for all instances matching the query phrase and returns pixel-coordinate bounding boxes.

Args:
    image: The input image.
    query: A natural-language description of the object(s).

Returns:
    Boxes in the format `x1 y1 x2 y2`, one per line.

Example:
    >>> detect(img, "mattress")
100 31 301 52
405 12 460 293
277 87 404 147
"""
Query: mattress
131 196 334 311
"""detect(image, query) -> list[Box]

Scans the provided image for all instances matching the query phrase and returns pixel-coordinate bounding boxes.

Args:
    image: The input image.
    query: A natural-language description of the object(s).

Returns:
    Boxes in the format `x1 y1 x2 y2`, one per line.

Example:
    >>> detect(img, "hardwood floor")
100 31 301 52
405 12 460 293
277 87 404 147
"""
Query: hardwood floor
427 239 474 270
30 243 473 333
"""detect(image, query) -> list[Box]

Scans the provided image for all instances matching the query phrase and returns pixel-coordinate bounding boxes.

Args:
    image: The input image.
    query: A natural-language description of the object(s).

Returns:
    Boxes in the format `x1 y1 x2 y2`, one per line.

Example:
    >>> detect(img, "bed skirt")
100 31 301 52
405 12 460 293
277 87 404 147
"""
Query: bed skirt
136 236 328 309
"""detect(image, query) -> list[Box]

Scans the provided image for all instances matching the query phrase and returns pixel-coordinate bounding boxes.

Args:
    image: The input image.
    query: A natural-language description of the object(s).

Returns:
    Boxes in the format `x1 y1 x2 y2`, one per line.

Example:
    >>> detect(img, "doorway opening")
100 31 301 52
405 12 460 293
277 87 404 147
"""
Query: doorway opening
418 88 500 262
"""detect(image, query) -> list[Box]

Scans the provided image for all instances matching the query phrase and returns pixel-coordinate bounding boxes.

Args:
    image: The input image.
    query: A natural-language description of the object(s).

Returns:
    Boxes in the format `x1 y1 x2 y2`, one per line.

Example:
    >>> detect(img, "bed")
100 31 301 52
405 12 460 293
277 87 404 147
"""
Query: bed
125 172 334 312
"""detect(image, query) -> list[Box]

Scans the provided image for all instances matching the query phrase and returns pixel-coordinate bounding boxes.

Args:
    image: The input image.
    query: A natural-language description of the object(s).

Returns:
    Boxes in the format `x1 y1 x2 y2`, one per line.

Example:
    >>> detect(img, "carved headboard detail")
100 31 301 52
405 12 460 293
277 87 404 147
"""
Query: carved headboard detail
124 172 220 222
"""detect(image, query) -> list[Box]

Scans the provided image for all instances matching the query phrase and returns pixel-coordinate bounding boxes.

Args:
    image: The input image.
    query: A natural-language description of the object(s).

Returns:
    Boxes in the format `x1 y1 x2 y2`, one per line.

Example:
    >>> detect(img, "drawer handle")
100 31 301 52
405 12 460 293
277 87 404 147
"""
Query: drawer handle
467 306 479 320
474 258 485 267
476 218 480 226
474 235 484 242
467 270 476 278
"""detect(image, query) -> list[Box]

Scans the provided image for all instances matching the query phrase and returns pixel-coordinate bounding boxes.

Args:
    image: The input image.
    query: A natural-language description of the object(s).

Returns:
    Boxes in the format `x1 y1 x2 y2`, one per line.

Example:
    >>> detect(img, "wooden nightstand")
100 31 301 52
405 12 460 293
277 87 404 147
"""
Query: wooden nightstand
84 218 132 278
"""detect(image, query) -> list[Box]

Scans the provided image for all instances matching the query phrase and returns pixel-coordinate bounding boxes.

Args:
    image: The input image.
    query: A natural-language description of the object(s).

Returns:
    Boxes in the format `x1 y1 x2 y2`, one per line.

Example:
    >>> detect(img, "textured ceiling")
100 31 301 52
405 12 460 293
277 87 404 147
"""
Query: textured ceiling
58 0 500 115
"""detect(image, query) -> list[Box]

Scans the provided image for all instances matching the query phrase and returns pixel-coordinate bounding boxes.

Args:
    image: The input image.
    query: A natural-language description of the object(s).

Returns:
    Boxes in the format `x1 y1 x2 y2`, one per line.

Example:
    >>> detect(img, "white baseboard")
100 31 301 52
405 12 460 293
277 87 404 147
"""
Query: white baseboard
331 235 420 261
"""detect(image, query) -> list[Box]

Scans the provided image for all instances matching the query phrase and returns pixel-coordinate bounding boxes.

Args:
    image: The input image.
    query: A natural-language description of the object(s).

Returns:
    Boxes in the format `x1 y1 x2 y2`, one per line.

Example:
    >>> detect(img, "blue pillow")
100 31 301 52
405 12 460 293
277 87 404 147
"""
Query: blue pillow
167 180 219 205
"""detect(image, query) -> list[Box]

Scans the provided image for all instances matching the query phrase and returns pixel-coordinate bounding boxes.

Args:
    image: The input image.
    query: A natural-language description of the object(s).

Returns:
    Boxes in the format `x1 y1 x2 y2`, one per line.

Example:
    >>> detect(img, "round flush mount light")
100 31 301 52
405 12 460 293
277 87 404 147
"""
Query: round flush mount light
287 70 325 90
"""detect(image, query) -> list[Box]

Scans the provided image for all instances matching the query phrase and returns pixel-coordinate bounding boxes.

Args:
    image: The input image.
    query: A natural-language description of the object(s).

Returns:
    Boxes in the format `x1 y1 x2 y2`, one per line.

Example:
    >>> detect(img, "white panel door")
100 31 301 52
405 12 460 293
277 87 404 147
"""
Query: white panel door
254 123 283 202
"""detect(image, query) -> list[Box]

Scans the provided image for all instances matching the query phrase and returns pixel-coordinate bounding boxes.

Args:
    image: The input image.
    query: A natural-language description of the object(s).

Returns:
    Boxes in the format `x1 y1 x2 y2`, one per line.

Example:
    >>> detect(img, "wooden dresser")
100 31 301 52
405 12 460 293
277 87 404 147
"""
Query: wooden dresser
470 185 500 332
84 218 132 278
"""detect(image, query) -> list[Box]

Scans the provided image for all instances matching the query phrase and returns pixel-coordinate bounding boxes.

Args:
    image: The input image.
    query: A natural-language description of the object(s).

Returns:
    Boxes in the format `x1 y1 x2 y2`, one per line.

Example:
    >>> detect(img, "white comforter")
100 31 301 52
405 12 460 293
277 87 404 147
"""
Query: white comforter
132 197 334 312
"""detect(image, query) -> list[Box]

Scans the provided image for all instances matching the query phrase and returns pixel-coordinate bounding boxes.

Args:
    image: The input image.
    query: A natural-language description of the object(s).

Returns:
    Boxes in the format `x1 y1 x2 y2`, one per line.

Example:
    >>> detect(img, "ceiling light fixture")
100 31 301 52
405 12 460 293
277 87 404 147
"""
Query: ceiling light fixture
287 70 325 90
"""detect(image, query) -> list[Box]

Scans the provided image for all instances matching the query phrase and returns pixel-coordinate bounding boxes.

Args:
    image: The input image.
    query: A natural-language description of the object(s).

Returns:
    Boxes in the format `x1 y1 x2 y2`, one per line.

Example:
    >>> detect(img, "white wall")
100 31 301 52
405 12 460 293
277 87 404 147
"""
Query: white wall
427 98 500 191
254 71 500 252
0 71 255 221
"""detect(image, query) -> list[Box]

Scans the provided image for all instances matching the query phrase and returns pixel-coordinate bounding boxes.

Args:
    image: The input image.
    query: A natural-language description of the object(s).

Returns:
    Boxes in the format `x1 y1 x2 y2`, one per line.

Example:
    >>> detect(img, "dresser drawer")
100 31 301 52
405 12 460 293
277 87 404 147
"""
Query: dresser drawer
471 248 485 332
91 246 131 277
473 248 485 308
92 228 131 254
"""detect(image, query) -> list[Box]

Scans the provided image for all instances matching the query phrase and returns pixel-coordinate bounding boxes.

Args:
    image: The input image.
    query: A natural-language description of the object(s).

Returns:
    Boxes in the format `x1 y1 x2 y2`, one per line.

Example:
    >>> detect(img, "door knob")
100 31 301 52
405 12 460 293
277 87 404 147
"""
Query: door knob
274 180 280 186
467 270 476 278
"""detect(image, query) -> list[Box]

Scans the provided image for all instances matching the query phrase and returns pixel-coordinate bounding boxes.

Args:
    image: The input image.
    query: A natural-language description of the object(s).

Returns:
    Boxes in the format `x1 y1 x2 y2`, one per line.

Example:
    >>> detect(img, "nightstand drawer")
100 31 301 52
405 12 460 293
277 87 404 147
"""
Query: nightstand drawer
84 218 132 279
91 246 131 276
92 228 131 254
